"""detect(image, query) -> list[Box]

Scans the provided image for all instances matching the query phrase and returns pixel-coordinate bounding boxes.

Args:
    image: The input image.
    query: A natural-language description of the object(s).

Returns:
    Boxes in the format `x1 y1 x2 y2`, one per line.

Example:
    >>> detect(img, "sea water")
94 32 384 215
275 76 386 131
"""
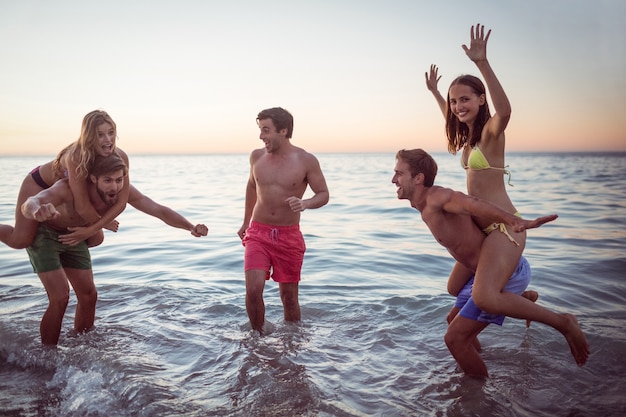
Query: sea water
1 152 625 417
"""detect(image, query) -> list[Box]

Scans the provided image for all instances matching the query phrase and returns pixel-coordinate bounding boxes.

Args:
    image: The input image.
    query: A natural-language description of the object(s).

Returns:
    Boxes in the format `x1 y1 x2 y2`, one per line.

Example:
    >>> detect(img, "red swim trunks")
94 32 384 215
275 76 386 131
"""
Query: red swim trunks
243 221 306 283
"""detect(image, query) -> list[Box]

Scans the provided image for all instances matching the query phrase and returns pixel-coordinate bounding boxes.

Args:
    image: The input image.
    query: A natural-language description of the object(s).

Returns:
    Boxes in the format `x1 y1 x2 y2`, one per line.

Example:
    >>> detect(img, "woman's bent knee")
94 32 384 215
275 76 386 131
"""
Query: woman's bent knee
473 293 504 315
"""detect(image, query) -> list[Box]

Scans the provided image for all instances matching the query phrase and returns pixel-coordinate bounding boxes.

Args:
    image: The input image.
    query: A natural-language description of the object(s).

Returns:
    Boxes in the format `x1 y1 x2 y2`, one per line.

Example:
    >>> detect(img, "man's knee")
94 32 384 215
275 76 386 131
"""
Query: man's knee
447 307 460 324
446 312 454 325
279 285 299 309
444 329 465 354
246 281 264 305
49 292 70 310
281 293 299 310
78 288 98 307
246 291 263 307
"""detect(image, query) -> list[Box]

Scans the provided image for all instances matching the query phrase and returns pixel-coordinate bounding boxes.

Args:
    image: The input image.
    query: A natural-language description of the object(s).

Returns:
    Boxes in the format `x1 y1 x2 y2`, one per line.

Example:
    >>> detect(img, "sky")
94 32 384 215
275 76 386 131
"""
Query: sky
0 0 625 156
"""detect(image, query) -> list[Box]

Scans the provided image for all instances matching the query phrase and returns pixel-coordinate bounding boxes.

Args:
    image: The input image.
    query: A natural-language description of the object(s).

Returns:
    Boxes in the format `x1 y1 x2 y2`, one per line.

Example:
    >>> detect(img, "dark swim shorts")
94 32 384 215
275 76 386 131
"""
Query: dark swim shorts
26 225 92 273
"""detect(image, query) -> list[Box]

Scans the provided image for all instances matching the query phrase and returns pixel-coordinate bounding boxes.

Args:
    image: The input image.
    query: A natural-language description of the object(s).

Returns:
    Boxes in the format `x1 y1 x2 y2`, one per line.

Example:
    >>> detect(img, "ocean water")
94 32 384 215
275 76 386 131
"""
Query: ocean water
0 152 625 417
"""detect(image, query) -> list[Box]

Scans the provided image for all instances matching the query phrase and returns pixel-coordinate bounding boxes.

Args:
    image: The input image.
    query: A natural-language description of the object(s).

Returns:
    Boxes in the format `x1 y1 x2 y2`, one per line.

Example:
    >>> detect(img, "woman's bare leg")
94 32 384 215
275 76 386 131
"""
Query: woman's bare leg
0 175 43 249
473 230 589 365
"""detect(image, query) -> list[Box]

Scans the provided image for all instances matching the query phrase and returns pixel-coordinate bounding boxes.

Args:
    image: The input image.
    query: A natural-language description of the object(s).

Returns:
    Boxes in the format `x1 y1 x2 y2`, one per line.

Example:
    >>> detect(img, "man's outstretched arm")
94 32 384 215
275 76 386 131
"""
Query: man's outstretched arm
129 187 208 237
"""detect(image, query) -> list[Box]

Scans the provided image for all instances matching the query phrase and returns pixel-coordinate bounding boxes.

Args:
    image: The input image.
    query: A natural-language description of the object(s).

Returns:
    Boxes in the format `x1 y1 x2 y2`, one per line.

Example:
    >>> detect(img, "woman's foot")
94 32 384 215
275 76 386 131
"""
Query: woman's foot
561 313 590 366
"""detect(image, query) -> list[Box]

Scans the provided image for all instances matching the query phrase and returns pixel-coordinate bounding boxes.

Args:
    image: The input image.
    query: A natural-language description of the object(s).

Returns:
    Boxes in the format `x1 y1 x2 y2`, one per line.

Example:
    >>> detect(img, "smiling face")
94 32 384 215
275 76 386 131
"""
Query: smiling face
392 159 416 201
80 110 118 158
257 118 287 153
448 83 486 126
94 122 116 157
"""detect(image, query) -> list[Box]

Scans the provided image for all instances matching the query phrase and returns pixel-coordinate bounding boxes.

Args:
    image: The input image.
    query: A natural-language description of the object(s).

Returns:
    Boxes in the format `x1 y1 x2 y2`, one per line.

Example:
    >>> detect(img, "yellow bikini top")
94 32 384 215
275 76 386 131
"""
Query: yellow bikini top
462 145 513 185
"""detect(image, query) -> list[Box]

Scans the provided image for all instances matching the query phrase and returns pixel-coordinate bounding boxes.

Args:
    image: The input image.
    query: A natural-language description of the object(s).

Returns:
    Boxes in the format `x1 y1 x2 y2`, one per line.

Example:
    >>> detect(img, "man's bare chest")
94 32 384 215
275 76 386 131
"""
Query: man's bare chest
254 162 306 188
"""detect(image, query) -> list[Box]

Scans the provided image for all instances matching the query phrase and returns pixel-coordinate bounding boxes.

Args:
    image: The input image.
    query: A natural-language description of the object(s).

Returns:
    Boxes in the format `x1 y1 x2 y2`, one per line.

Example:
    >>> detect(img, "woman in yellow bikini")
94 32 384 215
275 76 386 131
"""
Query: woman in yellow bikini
0 110 130 249
426 23 589 367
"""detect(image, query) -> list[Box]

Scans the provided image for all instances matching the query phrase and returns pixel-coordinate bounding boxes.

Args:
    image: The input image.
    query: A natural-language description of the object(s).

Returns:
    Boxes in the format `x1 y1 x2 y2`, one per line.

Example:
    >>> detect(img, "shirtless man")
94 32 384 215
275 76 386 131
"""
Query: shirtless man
392 148 589 377
21 154 129 345
21 154 208 345
237 107 329 334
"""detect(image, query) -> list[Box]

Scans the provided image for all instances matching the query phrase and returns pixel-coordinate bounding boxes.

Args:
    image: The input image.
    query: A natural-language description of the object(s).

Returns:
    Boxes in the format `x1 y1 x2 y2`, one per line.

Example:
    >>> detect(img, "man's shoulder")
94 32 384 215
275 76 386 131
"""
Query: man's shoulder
250 148 266 160
424 185 455 207
291 146 320 164
426 185 451 198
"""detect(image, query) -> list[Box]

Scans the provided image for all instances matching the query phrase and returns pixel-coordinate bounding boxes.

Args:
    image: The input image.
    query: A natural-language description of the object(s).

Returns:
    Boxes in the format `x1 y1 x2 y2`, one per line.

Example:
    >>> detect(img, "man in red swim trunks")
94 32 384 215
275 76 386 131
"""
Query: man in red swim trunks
237 107 329 334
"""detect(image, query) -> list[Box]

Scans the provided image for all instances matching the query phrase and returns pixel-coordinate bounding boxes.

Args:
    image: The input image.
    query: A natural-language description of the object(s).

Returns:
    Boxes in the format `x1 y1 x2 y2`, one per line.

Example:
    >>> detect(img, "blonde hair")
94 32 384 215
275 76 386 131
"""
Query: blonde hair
53 110 117 180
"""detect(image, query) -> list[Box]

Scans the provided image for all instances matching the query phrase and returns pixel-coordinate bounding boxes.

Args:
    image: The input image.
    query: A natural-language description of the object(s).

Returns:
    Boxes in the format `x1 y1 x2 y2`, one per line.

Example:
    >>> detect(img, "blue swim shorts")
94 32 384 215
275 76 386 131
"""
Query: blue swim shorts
456 256 531 326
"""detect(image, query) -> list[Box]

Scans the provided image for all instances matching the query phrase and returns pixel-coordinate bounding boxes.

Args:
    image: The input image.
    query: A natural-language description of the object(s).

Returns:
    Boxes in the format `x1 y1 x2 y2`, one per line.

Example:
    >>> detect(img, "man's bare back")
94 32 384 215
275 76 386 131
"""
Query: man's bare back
419 186 486 271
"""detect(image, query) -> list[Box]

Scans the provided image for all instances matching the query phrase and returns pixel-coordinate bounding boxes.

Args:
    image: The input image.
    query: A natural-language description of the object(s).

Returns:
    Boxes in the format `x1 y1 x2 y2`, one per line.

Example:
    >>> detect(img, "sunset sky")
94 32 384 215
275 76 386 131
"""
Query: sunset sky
1 0 624 155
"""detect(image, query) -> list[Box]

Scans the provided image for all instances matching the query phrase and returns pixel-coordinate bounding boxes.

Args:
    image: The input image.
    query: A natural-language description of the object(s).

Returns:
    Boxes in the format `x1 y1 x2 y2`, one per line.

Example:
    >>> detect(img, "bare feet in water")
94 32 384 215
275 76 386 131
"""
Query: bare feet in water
519 292 589 366
561 313 590 366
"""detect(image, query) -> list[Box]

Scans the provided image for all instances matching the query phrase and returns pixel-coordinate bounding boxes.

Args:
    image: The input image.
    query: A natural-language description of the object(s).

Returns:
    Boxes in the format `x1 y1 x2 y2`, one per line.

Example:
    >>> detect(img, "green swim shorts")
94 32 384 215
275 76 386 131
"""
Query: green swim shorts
26 224 92 273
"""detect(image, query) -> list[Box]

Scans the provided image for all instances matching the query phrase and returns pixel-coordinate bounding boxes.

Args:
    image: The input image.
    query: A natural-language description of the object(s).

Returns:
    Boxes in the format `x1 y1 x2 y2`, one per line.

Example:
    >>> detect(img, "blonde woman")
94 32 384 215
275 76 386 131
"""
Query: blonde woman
1 110 130 248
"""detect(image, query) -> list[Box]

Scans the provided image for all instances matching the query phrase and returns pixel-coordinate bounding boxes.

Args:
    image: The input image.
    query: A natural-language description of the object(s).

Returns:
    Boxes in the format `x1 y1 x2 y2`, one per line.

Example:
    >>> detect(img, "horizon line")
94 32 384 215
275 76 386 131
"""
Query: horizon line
1 150 626 158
